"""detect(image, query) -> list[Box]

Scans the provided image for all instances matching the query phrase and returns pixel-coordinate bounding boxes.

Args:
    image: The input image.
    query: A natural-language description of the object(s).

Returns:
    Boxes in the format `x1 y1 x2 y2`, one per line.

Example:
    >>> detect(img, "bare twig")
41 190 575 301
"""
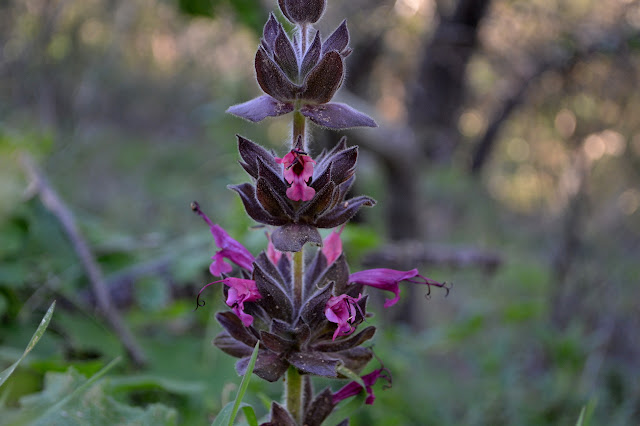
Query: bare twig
20 154 147 367
470 25 640 174
362 240 501 273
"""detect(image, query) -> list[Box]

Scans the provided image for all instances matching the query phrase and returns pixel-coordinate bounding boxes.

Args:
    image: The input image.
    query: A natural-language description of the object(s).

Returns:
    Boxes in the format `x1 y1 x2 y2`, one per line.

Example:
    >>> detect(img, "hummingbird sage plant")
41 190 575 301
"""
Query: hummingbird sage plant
193 1 448 424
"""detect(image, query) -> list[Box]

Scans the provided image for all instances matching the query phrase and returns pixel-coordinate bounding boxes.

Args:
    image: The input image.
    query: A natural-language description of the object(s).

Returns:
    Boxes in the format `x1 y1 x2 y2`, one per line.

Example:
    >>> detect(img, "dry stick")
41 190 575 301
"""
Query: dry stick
20 154 147 367
363 241 501 273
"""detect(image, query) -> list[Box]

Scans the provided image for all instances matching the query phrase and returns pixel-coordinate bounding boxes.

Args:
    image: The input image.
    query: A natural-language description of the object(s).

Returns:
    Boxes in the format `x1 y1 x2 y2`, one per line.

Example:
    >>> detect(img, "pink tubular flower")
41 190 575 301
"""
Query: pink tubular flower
349 268 447 308
275 149 316 201
332 368 392 405
266 232 282 265
209 225 255 276
325 294 363 341
322 225 344 265
196 277 261 327
191 201 255 276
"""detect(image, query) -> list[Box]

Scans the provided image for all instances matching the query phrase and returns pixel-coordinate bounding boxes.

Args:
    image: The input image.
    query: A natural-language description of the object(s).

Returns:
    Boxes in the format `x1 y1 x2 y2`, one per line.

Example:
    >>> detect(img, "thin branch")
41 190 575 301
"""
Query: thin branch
470 26 640 174
20 154 147 367
362 240 501 273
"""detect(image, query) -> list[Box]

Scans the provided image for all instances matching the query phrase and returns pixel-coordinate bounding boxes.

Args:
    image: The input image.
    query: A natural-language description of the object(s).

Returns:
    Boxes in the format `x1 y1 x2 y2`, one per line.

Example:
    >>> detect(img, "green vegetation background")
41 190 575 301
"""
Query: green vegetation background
1 0 639 424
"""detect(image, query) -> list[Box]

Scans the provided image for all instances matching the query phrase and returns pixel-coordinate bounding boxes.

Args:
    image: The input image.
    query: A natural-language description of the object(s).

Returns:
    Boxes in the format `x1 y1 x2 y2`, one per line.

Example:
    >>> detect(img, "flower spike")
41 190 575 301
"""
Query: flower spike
193 0 450 416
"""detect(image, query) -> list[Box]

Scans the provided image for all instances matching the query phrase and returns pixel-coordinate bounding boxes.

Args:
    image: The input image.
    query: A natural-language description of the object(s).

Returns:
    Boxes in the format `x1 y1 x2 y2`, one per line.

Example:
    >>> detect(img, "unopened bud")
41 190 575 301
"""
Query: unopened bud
278 0 326 25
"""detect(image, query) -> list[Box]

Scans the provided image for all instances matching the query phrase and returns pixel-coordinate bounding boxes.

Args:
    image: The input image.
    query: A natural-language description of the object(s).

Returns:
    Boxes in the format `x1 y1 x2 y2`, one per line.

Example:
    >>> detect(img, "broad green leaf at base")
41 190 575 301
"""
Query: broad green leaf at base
2 361 177 426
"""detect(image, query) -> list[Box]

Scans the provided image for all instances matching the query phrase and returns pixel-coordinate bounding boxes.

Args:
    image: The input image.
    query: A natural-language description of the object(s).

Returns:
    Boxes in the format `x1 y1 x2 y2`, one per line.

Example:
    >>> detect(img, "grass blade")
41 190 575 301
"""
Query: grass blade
575 406 586 426
0 301 56 388
228 341 259 426
211 341 260 426
575 398 596 426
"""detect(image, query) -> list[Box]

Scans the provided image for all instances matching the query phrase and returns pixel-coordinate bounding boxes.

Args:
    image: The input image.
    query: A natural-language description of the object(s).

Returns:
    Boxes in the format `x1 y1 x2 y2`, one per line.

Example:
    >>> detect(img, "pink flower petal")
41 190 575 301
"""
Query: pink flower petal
322 226 344 264
332 368 391 406
349 268 446 307
325 294 362 340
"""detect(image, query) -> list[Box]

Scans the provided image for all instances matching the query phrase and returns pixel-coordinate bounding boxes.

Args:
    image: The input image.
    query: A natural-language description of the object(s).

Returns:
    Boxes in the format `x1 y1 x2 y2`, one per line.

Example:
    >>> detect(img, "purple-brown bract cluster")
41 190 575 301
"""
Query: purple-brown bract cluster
194 1 448 424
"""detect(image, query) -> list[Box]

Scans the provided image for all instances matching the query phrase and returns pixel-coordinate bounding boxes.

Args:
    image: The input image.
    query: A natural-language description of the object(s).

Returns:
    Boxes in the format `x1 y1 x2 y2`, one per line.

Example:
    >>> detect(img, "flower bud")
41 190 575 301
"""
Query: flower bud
278 0 326 24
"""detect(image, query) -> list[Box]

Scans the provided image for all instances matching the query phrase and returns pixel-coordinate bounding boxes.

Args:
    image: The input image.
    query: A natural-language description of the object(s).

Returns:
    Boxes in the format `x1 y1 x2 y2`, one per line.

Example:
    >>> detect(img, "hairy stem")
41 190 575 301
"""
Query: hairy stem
299 23 308 58
287 28 309 423
293 247 304 310
293 108 306 150
286 365 303 424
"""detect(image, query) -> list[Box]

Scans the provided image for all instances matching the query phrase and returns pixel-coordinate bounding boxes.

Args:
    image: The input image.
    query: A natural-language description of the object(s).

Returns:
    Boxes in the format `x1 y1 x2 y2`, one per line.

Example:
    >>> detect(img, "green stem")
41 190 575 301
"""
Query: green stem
293 108 306 150
292 247 304 310
286 365 303 424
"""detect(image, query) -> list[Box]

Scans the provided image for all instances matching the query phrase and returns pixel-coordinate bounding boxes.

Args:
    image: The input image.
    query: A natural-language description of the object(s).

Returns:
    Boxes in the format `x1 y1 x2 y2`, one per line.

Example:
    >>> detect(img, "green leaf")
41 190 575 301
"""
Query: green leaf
5 359 177 426
178 0 215 18
575 407 586 426
241 405 258 426
0 382 12 409
335 364 366 390
212 402 237 426
33 357 122 421
212 402 253 426
321 391 366 426
107 375 206 396
211 341 260 426
0 293 8 318
575 398 596 426
0 300 56 388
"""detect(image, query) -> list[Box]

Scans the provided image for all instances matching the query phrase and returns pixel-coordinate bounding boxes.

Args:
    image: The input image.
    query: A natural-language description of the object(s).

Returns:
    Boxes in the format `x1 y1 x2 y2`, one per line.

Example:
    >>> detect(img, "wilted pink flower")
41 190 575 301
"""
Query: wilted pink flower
322 225 344 264
191 201 255 276
209 225 255 276
196 277 262 327
276 148 316 201
332 368 392 405
349 268 446 308
325 293 362 341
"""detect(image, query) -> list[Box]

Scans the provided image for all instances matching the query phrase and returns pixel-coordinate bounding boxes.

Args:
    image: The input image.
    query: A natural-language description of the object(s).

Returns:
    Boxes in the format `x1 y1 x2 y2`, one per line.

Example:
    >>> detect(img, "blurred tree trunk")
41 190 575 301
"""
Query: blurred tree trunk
383 0 491 325
389 0 491 243
408 0 491 163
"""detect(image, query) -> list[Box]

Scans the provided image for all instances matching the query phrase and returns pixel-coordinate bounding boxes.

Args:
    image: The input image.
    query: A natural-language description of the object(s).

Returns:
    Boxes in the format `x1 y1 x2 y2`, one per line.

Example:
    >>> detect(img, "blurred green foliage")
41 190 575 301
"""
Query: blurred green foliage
177 0 265 33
